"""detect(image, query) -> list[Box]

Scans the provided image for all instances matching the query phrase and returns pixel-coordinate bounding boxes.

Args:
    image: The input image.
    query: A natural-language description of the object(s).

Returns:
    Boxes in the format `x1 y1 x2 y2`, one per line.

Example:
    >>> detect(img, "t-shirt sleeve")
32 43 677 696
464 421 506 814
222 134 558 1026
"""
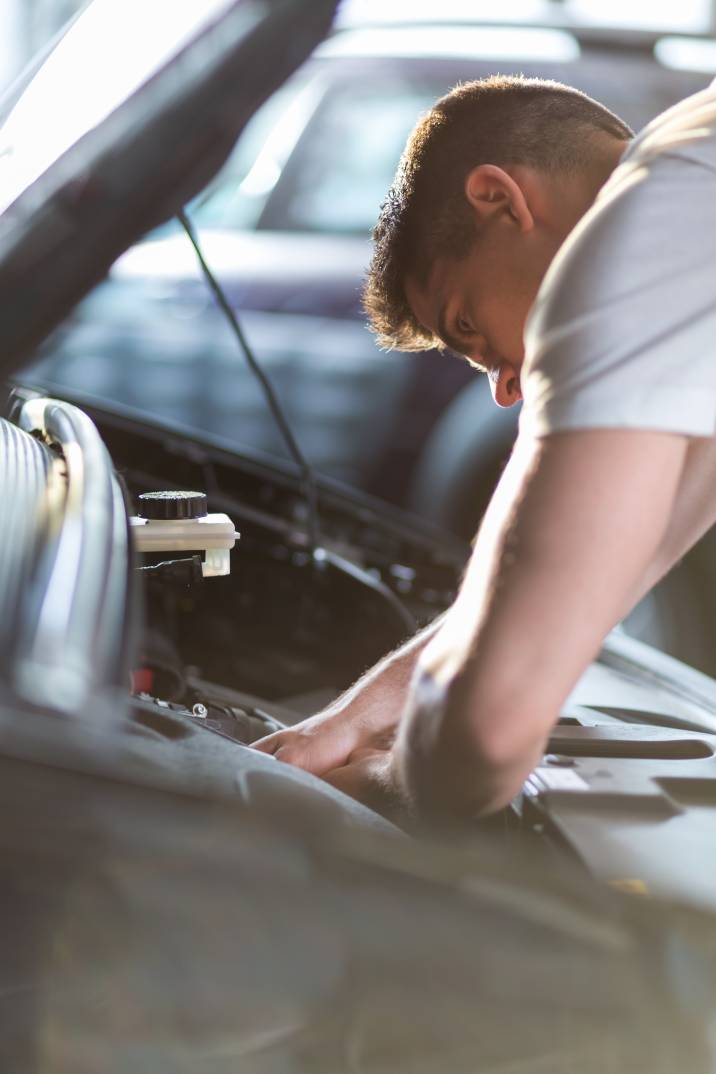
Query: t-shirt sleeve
520 144 716 440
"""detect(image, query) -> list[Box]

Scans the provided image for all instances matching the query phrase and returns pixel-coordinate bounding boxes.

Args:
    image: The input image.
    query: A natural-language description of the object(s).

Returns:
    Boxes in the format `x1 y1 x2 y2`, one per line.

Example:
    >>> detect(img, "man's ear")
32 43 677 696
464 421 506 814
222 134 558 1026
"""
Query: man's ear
487 362 523 408
464 164 534 233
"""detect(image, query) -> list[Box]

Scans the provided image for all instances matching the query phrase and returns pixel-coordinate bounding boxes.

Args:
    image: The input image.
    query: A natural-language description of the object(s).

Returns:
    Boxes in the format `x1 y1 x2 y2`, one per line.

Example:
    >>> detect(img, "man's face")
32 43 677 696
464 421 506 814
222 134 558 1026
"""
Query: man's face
405 223 557 408
403 150 626 406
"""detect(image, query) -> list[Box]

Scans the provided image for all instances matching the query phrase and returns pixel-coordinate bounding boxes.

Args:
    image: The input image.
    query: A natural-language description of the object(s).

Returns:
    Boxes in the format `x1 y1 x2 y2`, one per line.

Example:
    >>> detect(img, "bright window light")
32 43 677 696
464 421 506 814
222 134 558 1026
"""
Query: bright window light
655 35 716 73
567 0 710 33
336 1 558 29
336 0 713 34
320 26 580 63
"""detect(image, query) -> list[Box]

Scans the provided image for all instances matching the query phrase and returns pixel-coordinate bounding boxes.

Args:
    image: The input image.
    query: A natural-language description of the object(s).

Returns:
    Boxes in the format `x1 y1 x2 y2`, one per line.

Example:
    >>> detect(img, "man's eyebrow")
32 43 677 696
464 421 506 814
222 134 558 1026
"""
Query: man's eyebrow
437 302 465 357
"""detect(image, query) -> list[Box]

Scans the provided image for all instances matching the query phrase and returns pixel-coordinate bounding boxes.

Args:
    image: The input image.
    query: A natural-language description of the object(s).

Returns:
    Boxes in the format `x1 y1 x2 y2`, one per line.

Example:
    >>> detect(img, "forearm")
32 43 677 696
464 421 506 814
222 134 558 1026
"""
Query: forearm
395 430 687 819
320 613 446 731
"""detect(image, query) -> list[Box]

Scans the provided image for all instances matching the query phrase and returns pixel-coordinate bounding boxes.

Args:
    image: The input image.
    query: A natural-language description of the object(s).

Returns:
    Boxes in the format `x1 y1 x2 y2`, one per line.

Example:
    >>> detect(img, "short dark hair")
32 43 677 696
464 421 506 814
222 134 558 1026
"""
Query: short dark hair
363 76 633 352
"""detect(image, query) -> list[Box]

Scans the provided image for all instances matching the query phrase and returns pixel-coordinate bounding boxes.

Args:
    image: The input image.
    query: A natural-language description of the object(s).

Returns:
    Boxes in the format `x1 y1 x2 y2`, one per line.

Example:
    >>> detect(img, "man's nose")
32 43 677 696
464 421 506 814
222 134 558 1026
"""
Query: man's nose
506 371 523 403
488 364 523 408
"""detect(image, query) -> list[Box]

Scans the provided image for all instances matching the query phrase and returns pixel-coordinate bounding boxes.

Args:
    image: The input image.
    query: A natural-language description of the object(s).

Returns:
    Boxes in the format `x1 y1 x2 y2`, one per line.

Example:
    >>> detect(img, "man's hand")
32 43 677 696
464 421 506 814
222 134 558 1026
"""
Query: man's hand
251 708 371 775
256 430 691 826
253 713 409 823
251 615 445 775
323 746 410 826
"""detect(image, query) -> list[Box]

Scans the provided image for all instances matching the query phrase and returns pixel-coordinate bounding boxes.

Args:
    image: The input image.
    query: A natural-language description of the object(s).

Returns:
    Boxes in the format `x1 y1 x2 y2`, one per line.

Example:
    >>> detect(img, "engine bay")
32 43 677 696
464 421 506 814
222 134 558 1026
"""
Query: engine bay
4 386 716 915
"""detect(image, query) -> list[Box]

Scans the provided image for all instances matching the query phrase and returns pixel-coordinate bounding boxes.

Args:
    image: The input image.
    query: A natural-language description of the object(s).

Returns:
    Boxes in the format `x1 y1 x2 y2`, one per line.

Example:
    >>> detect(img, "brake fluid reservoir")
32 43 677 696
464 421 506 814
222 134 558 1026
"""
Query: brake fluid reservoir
129 491 238 577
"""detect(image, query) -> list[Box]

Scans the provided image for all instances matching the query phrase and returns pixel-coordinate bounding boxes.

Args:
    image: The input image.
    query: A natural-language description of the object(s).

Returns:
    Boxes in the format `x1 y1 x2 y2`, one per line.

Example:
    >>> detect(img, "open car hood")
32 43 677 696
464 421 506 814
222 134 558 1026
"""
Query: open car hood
0 0 338 378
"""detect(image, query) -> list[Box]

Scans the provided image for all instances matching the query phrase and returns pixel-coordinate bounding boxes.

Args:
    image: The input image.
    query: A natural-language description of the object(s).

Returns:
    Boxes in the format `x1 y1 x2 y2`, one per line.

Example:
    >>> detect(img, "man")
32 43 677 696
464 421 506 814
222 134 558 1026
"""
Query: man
253 75 716 824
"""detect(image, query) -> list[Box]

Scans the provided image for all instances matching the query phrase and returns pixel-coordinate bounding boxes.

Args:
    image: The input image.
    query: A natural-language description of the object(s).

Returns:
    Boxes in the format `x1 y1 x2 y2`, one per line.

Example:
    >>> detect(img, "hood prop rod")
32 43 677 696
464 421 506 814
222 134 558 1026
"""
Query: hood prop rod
177 208 320 556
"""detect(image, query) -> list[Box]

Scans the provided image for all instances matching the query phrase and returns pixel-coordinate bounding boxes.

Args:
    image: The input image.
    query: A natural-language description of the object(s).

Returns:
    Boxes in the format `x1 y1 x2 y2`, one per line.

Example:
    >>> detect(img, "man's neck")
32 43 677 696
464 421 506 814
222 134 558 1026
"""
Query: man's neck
555 136 631 239
588 136 631 198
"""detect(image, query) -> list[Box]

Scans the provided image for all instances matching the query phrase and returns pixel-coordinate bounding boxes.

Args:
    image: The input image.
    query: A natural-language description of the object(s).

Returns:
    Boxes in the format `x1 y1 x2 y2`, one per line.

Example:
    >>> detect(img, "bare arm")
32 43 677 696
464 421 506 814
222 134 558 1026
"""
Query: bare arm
251 613 445 773
395 428 689 819
635 436 716 599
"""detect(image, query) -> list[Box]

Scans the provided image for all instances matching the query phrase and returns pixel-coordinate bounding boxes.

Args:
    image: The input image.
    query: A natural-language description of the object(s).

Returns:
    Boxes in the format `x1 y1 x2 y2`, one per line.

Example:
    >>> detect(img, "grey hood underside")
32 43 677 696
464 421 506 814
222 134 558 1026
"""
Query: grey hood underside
0 0 338 377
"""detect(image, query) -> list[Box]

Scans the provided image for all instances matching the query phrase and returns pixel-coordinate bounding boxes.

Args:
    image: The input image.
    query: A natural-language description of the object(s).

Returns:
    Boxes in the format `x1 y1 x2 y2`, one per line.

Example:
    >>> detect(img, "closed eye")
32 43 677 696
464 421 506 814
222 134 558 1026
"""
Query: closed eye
437 303 481 359
453 317 489 373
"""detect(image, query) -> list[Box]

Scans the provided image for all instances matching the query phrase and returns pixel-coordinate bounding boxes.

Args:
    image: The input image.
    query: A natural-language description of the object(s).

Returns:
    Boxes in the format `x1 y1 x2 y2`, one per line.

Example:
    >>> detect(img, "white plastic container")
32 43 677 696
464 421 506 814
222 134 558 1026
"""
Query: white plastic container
130 513 239 577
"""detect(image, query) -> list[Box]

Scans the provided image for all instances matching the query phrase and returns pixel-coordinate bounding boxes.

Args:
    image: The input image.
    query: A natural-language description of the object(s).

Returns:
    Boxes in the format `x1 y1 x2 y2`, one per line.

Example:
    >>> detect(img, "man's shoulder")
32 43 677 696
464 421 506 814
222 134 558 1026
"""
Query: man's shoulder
520 80 716 442
619 79 716 171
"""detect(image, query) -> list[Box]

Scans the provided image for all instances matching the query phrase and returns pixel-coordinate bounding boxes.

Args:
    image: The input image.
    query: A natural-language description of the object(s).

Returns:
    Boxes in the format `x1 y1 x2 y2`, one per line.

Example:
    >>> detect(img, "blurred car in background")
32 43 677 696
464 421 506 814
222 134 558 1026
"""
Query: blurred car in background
15 1 716 672
20 4 715 530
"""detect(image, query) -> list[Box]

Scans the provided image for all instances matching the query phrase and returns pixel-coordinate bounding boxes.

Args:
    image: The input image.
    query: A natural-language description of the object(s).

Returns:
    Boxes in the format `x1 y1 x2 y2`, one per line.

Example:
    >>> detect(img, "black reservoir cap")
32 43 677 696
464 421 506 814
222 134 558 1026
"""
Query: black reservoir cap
137 491 208 520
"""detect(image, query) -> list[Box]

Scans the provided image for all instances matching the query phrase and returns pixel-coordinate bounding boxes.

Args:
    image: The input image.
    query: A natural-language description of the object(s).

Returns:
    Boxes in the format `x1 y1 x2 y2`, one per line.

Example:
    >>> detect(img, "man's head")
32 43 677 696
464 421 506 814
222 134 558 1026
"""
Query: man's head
363 76 632 405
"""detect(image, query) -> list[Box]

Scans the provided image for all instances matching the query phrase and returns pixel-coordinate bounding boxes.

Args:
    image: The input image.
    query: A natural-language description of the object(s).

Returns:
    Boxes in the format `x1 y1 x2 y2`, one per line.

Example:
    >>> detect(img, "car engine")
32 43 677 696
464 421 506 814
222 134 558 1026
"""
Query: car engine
1 386 464 751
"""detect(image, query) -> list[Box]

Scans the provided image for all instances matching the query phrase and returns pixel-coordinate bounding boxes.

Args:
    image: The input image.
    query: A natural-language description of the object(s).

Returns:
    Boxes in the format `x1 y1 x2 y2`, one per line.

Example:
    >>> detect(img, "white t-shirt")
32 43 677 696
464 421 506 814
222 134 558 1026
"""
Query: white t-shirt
520 79 716 439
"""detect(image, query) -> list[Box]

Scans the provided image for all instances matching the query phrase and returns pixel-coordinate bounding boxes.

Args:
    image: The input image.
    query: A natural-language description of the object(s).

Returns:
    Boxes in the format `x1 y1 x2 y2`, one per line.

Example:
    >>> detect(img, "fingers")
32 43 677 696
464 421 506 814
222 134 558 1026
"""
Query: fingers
250 720 354 776
251 731 284 756
322 751 405 824
251 730 315 770
251 711 399 778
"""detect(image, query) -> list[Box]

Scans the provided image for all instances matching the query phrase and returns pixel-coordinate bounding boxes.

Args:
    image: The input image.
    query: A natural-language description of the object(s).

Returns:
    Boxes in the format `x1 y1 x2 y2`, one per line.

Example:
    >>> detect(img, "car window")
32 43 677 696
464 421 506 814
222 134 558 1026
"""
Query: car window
191 73 440 237
189 74 318 232
257 80 439 234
